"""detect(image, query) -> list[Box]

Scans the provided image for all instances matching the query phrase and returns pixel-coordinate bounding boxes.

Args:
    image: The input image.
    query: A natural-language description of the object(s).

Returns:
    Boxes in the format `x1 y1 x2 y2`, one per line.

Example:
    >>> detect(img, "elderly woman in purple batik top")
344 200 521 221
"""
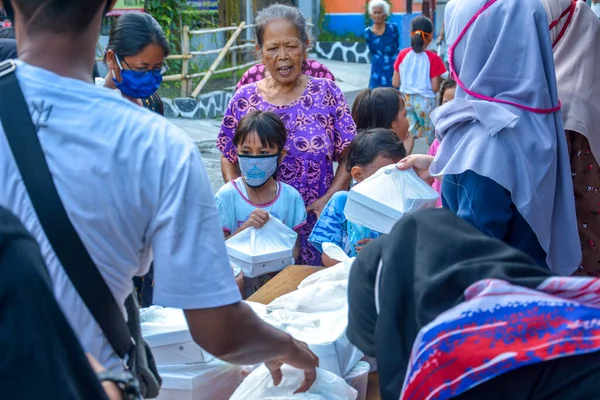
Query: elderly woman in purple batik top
217 4 357 266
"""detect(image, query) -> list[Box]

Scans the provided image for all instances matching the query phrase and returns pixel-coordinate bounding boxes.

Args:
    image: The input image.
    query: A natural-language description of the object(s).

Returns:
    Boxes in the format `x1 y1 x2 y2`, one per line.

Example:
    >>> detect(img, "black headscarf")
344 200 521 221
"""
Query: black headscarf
347 208 555 400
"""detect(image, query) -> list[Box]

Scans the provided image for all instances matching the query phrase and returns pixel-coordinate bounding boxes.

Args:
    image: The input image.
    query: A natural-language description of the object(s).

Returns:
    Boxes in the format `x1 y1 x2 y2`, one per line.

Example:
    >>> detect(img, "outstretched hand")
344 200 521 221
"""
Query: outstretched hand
397 155 435 182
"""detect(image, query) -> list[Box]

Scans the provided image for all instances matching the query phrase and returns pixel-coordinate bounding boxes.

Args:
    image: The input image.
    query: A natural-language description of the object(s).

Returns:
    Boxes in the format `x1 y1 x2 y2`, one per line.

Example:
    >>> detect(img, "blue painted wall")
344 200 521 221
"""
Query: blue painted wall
324 12 432 49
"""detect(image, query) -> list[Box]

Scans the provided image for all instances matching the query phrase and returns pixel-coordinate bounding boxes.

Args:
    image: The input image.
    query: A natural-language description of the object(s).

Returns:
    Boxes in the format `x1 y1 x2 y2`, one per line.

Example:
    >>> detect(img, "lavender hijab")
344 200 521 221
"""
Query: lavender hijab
430 0 581 275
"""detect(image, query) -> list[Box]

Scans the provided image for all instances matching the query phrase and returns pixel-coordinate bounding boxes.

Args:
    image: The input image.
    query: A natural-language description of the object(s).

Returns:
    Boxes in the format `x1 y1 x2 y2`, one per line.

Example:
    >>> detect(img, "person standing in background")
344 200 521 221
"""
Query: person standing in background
364 0 399 88
392 16 446 154
541 0 600 276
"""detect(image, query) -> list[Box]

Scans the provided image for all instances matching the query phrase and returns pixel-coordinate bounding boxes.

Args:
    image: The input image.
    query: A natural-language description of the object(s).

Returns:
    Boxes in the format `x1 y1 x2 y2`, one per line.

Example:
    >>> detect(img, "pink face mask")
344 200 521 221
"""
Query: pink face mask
448 0 561 114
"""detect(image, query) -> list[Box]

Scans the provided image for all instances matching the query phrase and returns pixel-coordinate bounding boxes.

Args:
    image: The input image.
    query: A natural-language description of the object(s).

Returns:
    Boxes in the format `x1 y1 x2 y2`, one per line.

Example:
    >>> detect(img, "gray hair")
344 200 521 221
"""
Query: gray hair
254 4 309 49
368 0 391 15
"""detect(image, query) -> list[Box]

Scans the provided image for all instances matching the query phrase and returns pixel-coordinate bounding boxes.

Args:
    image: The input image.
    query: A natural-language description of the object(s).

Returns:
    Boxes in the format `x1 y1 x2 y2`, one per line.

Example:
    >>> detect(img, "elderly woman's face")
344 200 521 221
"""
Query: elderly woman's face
371 6 386 24
260 19 306 85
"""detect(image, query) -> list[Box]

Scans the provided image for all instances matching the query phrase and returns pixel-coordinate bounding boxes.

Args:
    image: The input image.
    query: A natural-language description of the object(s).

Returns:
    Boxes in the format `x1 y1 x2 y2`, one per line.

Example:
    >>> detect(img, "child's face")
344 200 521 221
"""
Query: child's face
237 130 280 156
351 155 399 183
442 87 456 105
390 106 410 141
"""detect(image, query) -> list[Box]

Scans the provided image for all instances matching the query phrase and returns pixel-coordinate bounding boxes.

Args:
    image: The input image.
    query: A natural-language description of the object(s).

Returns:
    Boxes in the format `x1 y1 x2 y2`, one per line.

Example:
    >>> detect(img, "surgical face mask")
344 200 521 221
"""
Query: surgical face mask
238 154 279 188
592 3 600 19
111 55 162 99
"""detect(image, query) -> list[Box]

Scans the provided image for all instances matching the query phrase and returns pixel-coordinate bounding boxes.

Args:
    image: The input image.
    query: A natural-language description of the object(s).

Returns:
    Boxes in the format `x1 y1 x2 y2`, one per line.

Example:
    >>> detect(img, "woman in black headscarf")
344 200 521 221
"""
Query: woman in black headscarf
348 208 600 400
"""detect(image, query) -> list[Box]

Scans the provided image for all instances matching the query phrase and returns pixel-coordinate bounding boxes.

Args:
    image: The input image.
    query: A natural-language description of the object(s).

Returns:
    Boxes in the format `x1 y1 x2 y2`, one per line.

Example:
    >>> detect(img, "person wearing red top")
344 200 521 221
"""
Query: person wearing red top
392 16 446 154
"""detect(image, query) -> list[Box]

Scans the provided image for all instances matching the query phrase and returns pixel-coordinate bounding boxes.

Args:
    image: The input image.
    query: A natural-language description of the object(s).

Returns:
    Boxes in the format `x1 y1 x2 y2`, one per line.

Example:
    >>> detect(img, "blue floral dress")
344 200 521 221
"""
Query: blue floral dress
364 22 400 88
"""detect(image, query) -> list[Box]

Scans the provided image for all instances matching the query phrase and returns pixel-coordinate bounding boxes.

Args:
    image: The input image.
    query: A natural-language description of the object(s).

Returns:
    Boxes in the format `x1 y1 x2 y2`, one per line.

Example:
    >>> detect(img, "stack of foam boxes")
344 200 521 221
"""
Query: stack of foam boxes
141 307 243 400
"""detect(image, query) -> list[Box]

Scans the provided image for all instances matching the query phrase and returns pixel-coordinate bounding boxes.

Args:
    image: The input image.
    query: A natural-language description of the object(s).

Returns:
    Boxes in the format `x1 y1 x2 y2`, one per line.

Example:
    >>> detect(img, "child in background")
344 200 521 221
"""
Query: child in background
428 77 456 206
309 128 407 266
392 16 446 154
352 87 410 142
215 111 306 296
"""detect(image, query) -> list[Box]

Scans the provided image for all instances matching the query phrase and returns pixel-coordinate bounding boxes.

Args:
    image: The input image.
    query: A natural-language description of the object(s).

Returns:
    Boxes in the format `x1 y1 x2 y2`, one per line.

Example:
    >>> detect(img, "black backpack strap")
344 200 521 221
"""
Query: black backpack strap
0 60 132 359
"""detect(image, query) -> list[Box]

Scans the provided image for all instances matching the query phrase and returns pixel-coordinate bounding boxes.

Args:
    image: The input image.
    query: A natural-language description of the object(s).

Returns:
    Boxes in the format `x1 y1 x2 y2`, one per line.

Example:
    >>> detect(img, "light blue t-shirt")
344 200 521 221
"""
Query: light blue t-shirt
309 191 381 257
0 60 242 371
215 177 307 234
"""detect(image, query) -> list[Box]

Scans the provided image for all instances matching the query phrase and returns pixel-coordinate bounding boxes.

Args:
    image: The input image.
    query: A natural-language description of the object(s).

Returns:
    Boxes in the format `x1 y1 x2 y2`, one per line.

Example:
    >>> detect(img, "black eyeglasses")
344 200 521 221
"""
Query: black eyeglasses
116 55 169 77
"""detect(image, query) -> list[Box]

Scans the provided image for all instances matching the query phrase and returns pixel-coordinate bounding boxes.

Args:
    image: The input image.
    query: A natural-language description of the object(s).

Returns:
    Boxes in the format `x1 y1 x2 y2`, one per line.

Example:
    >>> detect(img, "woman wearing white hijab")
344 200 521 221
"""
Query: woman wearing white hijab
541 0 600 276
398 0 581 275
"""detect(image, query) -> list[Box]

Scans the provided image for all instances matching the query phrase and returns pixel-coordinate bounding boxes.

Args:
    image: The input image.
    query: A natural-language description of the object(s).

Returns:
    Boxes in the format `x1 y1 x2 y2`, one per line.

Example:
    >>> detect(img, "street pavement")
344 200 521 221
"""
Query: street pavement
169 57 429 193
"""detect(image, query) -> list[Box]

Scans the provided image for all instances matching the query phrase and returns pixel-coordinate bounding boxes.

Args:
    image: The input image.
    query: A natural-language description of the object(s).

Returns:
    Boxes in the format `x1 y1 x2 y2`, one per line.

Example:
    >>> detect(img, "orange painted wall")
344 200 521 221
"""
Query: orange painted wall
323 0 423 14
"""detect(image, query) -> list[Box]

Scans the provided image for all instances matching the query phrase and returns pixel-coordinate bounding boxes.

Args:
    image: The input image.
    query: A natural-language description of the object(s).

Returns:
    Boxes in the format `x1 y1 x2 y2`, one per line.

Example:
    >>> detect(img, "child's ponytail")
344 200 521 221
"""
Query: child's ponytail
410 16 434 53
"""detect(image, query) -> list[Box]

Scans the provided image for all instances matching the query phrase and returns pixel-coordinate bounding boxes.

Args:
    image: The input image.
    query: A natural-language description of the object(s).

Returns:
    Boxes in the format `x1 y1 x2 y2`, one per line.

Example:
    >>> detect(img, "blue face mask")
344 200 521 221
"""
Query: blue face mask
112 55 162 99
238 154 279 188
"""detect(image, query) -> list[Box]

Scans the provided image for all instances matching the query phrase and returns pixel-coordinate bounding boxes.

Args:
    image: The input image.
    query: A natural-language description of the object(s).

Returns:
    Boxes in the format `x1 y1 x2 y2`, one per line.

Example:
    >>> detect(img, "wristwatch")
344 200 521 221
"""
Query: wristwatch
96 370 141 400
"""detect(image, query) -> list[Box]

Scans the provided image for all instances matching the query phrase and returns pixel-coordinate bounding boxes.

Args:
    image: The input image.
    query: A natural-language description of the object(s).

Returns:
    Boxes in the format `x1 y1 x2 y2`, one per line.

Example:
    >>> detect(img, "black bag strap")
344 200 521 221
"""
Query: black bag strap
0 60 132 359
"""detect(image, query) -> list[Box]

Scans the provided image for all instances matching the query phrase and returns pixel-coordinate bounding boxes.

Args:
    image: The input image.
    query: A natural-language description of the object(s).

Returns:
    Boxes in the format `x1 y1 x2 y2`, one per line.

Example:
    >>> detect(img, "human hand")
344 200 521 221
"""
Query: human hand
87 354 123 400
244 209 270 229
306 197 329 219
355 238 373 253
397 155 435 182
265 337 319 393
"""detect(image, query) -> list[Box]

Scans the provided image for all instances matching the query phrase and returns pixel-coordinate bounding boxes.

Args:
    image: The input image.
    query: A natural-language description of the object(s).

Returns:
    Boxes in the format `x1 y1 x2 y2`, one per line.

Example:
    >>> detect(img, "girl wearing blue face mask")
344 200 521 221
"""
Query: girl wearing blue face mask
99 13 169 114
215 110 307 239
215 111 306 296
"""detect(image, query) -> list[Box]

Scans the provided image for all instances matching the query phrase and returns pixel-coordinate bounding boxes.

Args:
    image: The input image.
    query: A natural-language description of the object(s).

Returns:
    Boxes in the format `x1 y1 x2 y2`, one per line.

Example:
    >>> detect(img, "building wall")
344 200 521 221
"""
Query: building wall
321 0 439 48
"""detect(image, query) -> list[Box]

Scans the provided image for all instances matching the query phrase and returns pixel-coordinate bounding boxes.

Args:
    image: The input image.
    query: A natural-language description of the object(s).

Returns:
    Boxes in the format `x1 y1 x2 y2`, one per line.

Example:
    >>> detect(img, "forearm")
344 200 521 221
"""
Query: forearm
221 156 241 183
185 302 294 365
322 158 351 201
392 71 400 89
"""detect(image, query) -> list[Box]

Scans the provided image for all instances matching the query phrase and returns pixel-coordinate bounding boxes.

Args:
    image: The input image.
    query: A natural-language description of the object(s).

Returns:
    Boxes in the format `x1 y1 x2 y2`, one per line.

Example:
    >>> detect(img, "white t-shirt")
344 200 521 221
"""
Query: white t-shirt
214 177 307 234
0 61 242 370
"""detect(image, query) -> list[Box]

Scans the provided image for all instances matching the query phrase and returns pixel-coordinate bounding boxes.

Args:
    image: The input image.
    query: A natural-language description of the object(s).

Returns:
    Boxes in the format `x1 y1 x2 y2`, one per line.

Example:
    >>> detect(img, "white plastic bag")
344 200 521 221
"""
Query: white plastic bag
267 281 348 314
261 309 363 377
230 365 358 400
298 243 354 289
344 166 439 234
226 215 297 278
344 361 371 400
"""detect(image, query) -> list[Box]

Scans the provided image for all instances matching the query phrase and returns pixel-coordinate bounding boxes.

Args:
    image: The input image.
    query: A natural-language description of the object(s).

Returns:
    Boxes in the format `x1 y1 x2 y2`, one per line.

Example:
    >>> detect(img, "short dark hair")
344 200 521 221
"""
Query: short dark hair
12 0 107 33
0 26 15 39
352 88 405 131
106 13 170 61
411 16 434 53
439 77 457 106
346 128 407 172
234 110 287 152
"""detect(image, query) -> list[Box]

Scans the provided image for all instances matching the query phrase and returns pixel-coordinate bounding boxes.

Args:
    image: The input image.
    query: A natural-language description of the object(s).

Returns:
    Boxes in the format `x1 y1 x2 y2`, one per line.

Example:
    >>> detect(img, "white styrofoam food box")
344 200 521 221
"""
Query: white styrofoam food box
141 307 214 365
156 361 243 400
344 166 439 234
226 216 297 278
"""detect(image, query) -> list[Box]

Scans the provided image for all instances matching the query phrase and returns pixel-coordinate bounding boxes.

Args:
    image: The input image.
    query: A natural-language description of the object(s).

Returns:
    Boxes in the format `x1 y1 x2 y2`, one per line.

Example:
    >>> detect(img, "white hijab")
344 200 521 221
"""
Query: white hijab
541 0 600 163
431 0 581 275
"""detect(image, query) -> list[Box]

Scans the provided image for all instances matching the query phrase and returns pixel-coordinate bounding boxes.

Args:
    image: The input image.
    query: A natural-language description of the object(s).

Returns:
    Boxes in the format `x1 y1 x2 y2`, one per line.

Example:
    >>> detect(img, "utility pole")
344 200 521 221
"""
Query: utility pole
245 0 253 41
406 0 412 14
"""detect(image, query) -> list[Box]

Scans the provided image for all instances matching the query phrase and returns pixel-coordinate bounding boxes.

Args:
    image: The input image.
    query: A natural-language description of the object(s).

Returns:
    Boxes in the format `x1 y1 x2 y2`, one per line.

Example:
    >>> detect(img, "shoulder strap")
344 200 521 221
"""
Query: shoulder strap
0 60 132 359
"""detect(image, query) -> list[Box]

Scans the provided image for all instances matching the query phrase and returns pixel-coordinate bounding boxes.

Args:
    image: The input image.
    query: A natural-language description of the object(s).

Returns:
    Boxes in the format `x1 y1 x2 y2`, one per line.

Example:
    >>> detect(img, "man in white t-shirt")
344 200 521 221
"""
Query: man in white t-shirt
0 0 317 391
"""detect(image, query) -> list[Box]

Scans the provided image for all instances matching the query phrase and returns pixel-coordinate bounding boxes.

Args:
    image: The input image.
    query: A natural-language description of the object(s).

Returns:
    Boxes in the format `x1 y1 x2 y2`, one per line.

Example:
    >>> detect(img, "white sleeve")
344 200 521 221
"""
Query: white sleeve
148 147 241 310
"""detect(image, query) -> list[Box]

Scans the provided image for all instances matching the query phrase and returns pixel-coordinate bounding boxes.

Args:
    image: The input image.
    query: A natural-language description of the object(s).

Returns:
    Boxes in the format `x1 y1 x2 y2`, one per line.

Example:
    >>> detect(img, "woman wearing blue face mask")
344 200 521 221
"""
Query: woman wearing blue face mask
99 12 169 115
97 12 169 307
